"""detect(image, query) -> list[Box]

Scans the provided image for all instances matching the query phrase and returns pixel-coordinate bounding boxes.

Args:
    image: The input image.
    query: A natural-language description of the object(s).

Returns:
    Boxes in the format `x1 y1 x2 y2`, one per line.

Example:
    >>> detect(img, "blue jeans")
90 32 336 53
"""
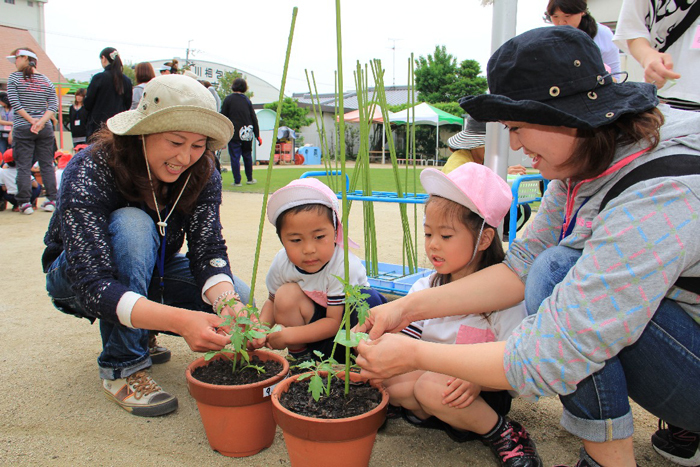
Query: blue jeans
525 246 700 441
45 207 251 380
228 140 253 184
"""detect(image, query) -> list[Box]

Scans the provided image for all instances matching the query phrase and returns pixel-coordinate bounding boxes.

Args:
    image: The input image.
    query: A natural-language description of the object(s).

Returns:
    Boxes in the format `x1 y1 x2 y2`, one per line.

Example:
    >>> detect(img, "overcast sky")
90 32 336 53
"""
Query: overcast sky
44 0 548 95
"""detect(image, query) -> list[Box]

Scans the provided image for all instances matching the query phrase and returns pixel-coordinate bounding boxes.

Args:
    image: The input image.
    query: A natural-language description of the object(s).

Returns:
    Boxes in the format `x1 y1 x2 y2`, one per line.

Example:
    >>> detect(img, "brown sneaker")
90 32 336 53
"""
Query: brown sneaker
148 332 171 364
102 371 178 417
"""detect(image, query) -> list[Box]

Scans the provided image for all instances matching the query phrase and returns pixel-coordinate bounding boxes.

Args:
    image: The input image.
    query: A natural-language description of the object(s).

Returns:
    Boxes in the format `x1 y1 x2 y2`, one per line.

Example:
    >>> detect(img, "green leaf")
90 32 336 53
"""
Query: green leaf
204 351 217 361
333 329 368 348
309 374 324 401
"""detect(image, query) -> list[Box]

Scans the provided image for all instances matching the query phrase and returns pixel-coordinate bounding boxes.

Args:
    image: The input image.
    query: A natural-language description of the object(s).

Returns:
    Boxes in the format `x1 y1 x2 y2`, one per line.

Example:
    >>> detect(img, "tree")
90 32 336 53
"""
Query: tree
216 70 254 103
414 45 487 104
264 97 313 131
122 62 136 85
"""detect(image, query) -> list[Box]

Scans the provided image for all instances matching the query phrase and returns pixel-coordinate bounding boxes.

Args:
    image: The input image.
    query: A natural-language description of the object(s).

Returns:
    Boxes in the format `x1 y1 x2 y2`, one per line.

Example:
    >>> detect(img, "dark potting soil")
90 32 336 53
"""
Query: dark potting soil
279 376 382 419
191 355 283 386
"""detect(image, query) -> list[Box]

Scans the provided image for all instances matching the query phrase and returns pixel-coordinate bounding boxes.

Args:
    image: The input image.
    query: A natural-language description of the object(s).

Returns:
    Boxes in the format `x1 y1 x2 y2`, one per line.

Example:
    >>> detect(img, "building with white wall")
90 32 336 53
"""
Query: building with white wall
0 0 48 49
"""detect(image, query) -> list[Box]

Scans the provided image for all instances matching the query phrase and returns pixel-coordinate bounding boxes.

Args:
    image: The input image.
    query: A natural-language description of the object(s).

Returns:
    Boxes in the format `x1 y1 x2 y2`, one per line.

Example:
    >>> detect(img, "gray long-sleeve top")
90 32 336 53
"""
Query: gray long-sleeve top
503 106 700 399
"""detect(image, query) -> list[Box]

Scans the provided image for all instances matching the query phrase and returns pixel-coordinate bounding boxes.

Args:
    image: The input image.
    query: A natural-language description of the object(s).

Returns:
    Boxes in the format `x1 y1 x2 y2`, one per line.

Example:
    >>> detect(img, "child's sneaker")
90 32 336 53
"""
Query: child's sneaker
102 370 178 417
148 332 171 364
652 420 700 466
246 179 257 185
482 417 543 467
40 200 55 212
20 203 34 215
12 205 19 212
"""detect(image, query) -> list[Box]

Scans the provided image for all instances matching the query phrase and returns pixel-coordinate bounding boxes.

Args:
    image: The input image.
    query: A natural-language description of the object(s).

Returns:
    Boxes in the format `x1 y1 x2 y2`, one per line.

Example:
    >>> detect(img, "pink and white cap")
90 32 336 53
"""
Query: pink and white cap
420 162 512 227
267 178 359 248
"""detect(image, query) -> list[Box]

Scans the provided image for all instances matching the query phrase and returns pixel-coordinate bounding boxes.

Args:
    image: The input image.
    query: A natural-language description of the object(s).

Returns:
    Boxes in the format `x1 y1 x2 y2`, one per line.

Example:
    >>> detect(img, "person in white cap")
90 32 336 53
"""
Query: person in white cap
43 74 249 418
383 162 542 466
253 178 386 363
6 46 59 215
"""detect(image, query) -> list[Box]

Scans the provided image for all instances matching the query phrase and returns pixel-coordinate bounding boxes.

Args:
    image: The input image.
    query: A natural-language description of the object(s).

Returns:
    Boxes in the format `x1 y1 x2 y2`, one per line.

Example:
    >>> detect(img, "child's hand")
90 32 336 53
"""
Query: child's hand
248 333 267 350
265 326 287 350
442 378 481 409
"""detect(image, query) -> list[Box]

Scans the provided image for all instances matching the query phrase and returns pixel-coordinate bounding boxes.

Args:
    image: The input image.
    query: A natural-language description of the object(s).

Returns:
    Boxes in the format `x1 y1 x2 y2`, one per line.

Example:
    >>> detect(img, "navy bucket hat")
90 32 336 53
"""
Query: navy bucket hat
459 27 658 129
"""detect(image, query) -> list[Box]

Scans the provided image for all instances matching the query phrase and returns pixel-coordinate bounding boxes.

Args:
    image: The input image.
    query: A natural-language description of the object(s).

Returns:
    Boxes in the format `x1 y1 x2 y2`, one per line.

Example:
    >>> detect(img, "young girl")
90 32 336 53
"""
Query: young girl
384 163 542 467
254 178 385 361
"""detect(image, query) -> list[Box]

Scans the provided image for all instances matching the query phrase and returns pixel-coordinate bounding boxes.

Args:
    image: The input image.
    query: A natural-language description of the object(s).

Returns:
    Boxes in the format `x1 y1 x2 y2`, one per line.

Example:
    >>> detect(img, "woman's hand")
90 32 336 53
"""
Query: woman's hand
643 51 681 89
354 299 411 340
178 310 230 352
30 119 45 134
356 334 418 381
442 378 481 409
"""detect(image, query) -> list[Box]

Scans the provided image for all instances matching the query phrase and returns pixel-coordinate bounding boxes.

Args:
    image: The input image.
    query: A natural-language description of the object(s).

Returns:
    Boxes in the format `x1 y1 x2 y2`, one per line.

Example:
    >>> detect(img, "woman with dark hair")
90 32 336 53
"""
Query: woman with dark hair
44 74 250 418
5 47 58 215
65 88 88 149
221 77 261 186
130 62 155 110
357 27 700 467
545 0 621 74
0 92 12 154
84 47 132 140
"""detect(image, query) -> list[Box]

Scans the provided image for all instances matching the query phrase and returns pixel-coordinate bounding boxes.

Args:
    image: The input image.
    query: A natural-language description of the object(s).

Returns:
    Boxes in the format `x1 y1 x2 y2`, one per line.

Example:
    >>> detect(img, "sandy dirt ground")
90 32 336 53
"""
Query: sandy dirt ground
0 184 673 466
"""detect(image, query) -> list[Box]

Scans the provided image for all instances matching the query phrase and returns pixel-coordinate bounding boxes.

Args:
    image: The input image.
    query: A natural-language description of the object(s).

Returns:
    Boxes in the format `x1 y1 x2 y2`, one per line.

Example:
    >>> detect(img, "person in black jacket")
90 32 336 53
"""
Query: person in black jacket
220 78 261 186
64 87 88 149
84 47 132 140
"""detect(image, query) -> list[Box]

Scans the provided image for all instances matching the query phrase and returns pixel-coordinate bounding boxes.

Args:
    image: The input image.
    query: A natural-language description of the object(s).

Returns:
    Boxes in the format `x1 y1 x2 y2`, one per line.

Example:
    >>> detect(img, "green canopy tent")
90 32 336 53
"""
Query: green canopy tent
388 102 463 165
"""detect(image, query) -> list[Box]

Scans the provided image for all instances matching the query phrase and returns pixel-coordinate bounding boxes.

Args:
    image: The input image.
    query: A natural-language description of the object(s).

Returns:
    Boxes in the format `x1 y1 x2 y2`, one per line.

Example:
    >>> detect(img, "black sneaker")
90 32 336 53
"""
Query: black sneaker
652 420 700 466
482 418 543 467
553 448 602 467
148 332 171 364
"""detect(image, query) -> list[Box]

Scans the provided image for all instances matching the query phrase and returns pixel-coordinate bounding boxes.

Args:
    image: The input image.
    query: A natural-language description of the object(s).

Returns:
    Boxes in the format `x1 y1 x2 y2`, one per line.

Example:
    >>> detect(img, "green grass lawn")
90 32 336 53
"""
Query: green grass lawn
222 166 427 194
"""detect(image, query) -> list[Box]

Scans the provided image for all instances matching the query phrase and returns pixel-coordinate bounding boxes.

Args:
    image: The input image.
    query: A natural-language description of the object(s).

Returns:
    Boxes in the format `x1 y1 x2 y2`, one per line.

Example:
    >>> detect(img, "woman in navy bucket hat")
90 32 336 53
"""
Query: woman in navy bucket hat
356 27 700 467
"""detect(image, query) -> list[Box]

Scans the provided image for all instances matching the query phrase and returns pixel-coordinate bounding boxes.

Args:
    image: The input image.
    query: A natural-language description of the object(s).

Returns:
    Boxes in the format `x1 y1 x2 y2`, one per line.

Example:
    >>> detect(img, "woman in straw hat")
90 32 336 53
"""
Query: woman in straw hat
356 27 700 467
43 74 250 418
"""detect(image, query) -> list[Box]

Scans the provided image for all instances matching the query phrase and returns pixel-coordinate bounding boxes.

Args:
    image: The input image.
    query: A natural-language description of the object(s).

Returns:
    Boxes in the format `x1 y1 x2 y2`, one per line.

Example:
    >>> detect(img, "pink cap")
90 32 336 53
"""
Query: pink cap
267 178 358 248
420 163 512 227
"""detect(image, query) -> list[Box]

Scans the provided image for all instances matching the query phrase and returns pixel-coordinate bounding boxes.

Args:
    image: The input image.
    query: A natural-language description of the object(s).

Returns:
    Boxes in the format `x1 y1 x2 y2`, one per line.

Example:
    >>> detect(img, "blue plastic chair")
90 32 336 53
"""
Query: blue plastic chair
507 174 547 246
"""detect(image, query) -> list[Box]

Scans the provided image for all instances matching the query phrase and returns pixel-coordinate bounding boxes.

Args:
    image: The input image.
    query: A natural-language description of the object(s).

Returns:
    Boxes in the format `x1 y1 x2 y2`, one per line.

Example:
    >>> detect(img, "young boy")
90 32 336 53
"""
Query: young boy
1 149 43 213
256 178 385 361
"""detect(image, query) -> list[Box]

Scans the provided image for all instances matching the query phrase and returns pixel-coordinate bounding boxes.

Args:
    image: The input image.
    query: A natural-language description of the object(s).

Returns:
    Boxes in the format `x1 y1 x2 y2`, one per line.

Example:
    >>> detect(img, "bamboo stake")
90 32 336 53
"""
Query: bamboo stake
249 7 298 300
370 59 417 274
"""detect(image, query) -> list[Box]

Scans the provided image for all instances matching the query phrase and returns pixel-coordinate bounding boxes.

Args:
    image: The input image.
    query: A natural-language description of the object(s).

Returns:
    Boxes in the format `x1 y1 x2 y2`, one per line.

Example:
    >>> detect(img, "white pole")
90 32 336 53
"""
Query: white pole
435 122 439 165
382 123 386 164
484 0 518 180
484 0 519 234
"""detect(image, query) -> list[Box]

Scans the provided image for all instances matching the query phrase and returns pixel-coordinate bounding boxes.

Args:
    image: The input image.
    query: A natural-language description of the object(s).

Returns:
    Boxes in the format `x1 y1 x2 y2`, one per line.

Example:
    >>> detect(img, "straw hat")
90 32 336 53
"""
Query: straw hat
107 74 233 150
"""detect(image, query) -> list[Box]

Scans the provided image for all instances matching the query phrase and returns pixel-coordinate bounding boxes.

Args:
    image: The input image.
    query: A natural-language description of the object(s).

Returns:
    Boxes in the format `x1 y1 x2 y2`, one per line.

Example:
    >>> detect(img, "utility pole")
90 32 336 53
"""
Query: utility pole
186 39 194 66
388 38 402 87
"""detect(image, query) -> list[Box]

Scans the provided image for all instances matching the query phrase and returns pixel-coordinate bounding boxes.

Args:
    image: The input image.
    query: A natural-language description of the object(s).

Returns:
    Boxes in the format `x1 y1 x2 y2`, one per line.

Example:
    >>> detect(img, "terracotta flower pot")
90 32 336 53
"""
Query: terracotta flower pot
186 350 289 457
271 371 389 467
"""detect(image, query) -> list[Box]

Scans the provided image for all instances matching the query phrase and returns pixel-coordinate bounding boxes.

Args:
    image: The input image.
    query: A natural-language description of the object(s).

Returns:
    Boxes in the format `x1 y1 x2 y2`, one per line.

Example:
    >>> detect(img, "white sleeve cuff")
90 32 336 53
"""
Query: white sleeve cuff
202 275 234 304
116 292 144 328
